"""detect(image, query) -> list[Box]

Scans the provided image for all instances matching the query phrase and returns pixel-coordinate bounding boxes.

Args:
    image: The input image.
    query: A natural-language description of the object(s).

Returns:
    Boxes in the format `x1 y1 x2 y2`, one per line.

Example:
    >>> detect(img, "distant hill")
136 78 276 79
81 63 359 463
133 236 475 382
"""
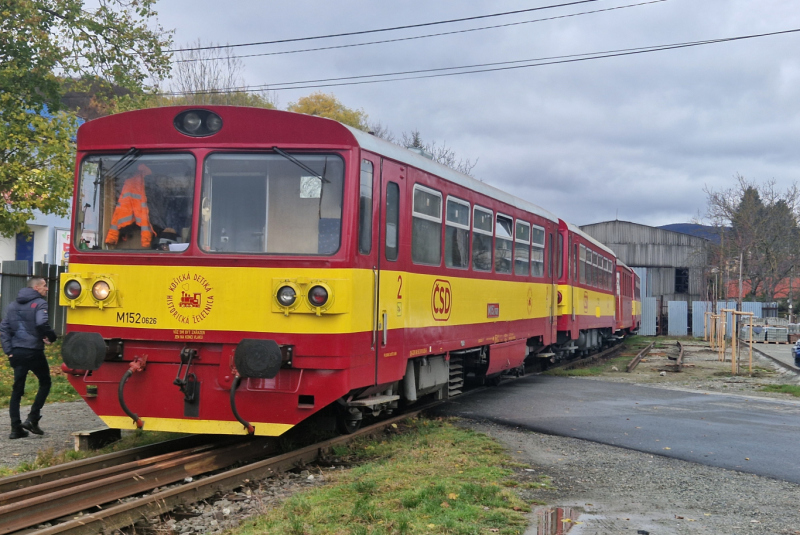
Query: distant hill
658 223 722 244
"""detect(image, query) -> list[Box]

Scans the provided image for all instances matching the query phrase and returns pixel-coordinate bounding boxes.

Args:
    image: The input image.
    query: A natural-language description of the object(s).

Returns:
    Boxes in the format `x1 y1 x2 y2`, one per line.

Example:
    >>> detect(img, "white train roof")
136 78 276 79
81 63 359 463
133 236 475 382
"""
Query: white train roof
566 222 617 258
345 125 559 224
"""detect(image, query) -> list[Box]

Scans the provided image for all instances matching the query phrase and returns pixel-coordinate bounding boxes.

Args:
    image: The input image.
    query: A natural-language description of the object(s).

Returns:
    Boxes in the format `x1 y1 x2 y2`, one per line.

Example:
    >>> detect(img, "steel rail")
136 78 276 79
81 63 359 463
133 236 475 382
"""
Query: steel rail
28 406 436 535
0 434 223 495
0 437 276 534
626 341 655 372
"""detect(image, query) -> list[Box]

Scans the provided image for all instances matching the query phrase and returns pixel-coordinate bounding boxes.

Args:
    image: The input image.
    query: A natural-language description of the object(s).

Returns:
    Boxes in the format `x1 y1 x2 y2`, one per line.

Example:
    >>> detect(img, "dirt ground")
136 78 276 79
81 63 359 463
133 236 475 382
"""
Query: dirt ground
580 338 800 399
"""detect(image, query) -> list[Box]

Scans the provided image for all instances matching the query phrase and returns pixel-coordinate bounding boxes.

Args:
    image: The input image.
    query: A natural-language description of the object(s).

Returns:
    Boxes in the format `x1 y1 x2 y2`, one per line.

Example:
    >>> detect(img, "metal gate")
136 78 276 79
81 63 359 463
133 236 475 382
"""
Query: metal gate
640 297 657 336
668 301 688 336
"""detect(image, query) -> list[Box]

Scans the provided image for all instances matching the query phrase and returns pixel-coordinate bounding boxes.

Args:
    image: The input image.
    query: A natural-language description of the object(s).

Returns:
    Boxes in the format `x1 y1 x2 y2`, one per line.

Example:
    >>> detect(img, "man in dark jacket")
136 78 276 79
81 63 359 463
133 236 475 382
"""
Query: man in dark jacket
0 277 57 439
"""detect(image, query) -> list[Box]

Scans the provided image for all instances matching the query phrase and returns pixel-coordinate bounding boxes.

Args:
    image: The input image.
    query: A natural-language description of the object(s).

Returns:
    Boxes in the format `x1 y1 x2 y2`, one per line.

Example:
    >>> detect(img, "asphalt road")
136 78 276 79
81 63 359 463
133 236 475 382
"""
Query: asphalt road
432 375 800 484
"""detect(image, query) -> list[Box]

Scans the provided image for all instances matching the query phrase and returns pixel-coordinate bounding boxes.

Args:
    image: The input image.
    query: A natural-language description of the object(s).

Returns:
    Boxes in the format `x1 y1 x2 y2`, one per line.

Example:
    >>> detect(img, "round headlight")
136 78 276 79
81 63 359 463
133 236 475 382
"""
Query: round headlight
308 285 328 307
92 281 111 301
557 291 563 305
206 113 222 132
277 286 296 307
64 280 82 300
183 112 202 132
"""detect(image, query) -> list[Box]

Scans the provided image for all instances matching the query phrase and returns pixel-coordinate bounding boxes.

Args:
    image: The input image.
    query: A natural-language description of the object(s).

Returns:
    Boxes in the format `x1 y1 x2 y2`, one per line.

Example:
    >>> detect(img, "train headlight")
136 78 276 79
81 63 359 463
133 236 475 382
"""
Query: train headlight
308 285 329 307
183 112 202 132
277 285 297 307
64 280 82 300
206 114 222 132
92 281 111 301
174 109 224 137
557 291 563 305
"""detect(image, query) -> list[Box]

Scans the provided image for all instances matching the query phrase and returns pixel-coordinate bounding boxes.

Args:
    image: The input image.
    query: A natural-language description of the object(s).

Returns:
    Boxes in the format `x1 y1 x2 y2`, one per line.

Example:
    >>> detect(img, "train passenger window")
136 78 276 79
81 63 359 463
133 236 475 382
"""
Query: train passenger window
548 234 553 278
77 153 195 253
472 206 493 272
358 160 373 255
495 214 513 274
385 182 400 261
557 234 564 279
445 197 470 269
579 245 586 284
592 252 598 287
411 185 442 265
531 225 545 277
199 153 344 254
514 221 530 276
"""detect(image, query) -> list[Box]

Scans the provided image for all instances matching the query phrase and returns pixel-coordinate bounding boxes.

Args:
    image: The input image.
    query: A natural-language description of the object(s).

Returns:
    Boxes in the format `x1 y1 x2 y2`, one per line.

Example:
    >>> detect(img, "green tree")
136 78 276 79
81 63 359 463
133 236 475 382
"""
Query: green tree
287 92 369 131
0 0 173 237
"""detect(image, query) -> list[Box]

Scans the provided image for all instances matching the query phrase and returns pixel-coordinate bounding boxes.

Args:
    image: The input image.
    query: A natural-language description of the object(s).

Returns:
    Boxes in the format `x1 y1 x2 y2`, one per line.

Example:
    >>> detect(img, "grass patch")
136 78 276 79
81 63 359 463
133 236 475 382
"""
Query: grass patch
233 418 533 535
760 384 800 397
0 340 82 409
544 355 631 377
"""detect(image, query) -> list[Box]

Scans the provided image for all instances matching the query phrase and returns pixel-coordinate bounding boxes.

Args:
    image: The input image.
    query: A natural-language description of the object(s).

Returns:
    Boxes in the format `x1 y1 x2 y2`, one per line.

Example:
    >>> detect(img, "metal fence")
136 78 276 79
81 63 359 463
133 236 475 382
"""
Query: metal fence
0 261 67 336
667 301 688 336
640 297 657 336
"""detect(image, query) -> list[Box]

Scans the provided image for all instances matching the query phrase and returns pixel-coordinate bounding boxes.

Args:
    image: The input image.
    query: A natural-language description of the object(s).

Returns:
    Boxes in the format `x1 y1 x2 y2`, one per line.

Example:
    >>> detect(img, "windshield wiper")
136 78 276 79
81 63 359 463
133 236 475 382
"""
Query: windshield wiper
272 147 330 183
92 147 142 208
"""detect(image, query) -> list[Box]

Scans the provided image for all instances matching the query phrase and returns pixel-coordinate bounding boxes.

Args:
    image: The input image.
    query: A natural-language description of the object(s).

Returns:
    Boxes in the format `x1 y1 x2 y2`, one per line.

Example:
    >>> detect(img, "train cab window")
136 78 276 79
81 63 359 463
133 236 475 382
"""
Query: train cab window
77 153 195 252
445 197 470 269
472 206 493 272
495 214 513 274
531 225 545 277
579 245 586 284
411 185 442 265
199 153 344 254
514 221 530 276
358 160 374 255
385 182 400 261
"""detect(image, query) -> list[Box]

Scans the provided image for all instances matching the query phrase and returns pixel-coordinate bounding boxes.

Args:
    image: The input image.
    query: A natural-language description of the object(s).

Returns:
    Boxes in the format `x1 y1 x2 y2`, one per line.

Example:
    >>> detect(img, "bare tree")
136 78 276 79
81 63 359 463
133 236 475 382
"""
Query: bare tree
400 129 478 177
170 40 275 107
704 175 800 303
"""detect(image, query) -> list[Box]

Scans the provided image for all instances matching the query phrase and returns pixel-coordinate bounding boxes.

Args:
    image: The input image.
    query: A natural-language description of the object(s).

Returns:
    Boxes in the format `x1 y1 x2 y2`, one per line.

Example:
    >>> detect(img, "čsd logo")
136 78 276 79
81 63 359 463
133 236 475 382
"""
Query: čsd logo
431 279 452 321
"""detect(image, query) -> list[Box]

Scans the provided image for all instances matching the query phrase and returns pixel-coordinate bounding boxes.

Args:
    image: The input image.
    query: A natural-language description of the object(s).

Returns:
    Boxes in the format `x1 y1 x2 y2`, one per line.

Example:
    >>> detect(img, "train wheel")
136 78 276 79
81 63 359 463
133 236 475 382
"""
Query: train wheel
336 406 363 434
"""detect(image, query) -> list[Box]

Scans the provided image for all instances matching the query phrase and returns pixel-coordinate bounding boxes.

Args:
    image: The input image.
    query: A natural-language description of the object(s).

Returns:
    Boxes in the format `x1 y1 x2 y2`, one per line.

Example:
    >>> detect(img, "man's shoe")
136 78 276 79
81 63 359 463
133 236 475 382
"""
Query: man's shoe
9 426 29 439
21 419 43 435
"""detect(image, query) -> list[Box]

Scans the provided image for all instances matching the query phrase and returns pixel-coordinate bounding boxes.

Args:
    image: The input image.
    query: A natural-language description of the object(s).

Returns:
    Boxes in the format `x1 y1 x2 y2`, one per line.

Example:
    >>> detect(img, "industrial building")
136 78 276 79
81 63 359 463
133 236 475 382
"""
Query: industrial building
580 220 711 305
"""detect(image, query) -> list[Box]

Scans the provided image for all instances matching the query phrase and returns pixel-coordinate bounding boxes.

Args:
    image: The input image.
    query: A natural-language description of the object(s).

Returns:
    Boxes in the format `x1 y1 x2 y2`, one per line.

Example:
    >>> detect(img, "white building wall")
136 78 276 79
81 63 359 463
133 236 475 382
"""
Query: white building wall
0 236 14 264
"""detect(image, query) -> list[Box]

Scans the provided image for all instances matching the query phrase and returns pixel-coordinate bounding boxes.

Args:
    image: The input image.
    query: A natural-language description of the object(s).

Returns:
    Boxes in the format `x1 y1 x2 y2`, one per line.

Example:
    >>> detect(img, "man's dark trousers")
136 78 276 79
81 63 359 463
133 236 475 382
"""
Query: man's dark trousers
9 348 51 426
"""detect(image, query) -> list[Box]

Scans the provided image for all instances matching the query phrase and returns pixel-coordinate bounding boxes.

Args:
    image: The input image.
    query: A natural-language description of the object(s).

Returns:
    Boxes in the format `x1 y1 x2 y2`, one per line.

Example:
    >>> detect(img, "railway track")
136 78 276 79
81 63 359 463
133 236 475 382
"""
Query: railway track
1 406 435 534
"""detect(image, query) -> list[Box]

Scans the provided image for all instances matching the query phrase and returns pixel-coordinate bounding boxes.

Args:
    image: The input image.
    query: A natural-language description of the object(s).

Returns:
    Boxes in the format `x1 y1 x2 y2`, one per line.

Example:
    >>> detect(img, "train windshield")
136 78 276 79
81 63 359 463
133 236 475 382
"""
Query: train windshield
76 153 196 252
199 153 344 255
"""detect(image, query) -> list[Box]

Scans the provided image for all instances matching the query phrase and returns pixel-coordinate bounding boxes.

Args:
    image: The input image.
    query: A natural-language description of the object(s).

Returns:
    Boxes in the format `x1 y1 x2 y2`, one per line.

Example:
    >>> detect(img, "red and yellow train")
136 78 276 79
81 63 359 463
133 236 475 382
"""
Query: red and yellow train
60 106 640 436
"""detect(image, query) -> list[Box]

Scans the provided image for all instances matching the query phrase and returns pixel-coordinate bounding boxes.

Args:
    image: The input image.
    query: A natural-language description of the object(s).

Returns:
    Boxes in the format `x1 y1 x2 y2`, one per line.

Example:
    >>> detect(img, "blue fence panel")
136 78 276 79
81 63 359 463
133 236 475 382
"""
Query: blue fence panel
640 297 657 336
741 301 763 318
668 301 688 336
692 301 713 338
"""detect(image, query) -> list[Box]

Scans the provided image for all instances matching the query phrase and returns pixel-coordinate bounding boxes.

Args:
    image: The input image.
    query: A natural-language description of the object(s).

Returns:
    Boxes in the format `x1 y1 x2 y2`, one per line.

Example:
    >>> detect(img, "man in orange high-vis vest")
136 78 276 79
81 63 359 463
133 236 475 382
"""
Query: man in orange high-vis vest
105 163 155 248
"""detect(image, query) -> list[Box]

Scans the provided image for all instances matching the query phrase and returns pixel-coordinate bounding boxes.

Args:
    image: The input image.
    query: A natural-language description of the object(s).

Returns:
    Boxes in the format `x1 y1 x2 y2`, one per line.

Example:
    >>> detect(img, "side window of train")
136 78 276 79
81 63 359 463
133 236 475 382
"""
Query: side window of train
358 160 373 255
579 245 586 284
573 243 578 282
531 225 545 277
385 181 400 261
445 197 470 269
548 233 553 278
411 184 442 265
514 220 530 276
472 206 493 272
557 234 564 279
495 214 513 274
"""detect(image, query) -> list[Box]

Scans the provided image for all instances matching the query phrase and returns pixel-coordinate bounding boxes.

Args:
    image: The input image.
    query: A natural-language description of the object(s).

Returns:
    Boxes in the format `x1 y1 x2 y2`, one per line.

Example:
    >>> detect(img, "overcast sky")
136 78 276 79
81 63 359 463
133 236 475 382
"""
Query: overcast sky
149 0 800 227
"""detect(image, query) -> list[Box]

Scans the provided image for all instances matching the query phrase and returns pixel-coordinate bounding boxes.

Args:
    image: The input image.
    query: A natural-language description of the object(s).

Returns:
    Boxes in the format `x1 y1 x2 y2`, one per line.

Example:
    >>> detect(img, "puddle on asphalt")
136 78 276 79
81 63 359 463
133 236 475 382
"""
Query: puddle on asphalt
537 507 580 534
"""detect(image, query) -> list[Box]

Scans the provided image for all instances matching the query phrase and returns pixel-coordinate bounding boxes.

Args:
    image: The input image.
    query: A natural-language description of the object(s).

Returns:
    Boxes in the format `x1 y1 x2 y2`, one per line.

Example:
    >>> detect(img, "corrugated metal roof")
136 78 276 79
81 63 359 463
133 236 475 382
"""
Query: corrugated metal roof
566 222 617 257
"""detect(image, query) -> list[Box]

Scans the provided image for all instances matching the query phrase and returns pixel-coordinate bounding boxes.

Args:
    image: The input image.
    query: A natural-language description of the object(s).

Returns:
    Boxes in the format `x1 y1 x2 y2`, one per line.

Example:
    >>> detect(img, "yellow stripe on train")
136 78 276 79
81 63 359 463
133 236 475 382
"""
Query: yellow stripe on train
556 284 616 318
100 415 293 436
64 263 556 334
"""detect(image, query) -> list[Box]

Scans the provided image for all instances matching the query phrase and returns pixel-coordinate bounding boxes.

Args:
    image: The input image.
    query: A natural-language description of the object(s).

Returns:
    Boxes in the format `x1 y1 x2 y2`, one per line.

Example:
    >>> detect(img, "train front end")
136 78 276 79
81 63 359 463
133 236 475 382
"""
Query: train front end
61 106 369 436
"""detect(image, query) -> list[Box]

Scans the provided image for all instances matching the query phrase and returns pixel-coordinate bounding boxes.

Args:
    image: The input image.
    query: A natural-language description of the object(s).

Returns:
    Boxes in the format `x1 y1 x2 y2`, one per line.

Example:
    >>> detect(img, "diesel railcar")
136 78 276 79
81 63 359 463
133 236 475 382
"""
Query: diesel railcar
61 106 613 436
